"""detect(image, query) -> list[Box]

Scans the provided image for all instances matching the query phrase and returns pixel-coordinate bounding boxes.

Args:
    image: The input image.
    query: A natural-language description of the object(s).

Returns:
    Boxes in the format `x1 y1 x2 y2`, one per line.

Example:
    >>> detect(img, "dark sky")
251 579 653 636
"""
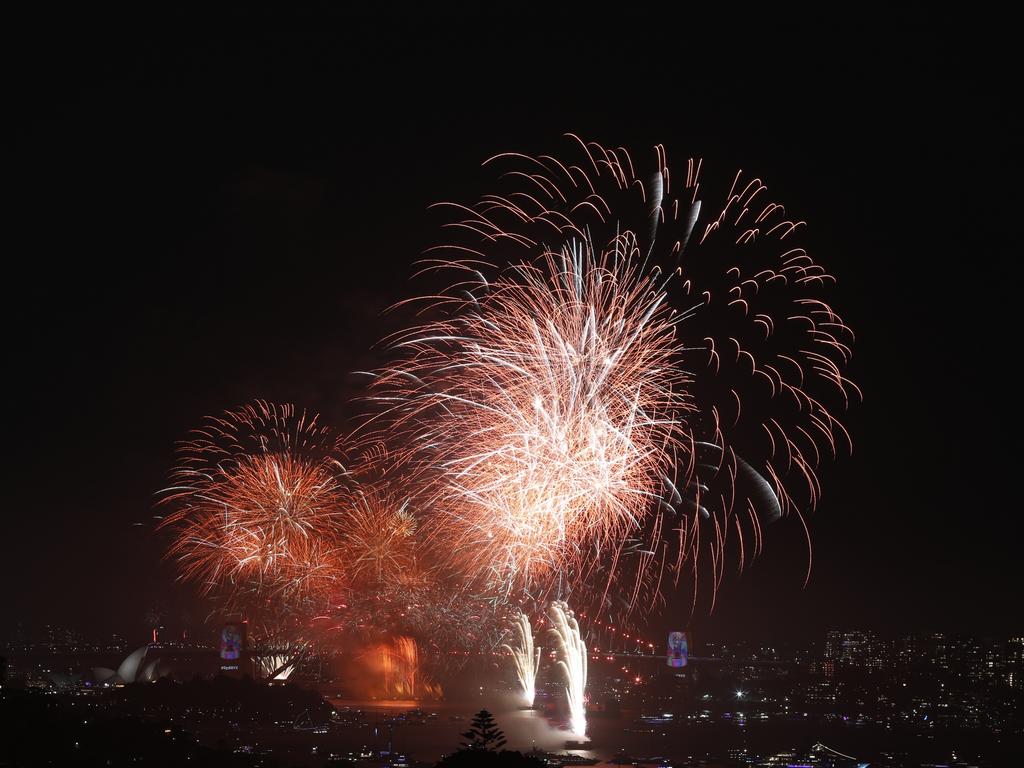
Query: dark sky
7 8 1017 643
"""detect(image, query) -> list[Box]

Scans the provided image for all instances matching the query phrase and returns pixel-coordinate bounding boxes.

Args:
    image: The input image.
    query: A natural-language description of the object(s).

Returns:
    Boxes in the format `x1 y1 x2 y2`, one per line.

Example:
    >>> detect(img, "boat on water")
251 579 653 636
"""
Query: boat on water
563 739 594 749
526 747 598 765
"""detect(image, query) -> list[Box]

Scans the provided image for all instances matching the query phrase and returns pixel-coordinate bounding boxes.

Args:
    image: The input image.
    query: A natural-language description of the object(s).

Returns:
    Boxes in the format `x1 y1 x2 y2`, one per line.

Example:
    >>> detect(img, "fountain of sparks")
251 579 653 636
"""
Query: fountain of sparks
549 601 588 738
502 612 541 708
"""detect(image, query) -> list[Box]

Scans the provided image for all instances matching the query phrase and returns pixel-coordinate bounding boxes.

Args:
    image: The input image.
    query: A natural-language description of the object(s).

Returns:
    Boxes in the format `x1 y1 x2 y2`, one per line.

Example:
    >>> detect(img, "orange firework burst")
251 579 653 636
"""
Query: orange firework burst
324 473 506 652
159 400 350 612
344 485 419 587
370 135 858 619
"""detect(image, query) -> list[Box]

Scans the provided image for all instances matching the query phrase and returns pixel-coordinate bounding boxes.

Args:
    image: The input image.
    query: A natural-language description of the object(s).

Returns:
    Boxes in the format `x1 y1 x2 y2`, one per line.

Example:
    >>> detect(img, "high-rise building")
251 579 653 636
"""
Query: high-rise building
824 630 881 668
1007 636 1023 689
824 630 842 660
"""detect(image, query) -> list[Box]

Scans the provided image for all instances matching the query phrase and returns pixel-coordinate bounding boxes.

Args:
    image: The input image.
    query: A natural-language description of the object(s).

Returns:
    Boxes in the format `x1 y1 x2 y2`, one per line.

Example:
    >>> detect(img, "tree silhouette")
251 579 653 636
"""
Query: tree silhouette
460 709 507 751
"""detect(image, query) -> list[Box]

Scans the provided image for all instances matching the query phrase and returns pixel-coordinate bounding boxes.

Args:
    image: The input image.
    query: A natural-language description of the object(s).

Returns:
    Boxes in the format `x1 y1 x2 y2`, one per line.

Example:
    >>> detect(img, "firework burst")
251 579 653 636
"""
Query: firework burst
302 456 510 660
370 238 690 612
343 484 419 588
370 135 857 618
159 400 350 613
162 136 856 648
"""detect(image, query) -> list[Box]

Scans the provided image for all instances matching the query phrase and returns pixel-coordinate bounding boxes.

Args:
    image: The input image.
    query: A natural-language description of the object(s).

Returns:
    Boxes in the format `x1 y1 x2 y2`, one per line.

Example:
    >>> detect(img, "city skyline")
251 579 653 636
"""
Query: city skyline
5 622 1021 765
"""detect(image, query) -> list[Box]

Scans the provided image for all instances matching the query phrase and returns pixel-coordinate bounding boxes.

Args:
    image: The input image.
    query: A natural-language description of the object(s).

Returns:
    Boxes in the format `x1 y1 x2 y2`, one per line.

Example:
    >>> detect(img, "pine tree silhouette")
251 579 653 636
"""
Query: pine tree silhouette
460 709 507 751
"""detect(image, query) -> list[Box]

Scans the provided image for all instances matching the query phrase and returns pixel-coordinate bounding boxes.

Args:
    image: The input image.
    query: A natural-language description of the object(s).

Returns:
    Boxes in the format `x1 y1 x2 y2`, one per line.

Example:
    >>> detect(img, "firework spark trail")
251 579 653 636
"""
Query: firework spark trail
502 612 541 707
549 601 587 738
370 136 858 618
159 400 350 613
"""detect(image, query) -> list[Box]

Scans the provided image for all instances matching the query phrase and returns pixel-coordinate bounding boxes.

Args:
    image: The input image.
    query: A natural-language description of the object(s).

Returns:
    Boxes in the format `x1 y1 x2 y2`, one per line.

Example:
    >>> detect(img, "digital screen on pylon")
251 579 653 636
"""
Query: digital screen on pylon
220 622 246 661
667 631 688 667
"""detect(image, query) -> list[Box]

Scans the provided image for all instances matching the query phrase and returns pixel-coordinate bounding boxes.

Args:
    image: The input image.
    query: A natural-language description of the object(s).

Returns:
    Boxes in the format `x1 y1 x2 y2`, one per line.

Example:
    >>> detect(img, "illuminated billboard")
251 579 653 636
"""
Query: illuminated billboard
220 622 246 661
667 631 688 668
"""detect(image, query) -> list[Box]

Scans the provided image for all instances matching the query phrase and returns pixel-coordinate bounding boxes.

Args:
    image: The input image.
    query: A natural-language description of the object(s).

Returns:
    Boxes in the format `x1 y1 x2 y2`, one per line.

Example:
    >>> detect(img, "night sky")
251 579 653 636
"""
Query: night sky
7 8 1016 642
